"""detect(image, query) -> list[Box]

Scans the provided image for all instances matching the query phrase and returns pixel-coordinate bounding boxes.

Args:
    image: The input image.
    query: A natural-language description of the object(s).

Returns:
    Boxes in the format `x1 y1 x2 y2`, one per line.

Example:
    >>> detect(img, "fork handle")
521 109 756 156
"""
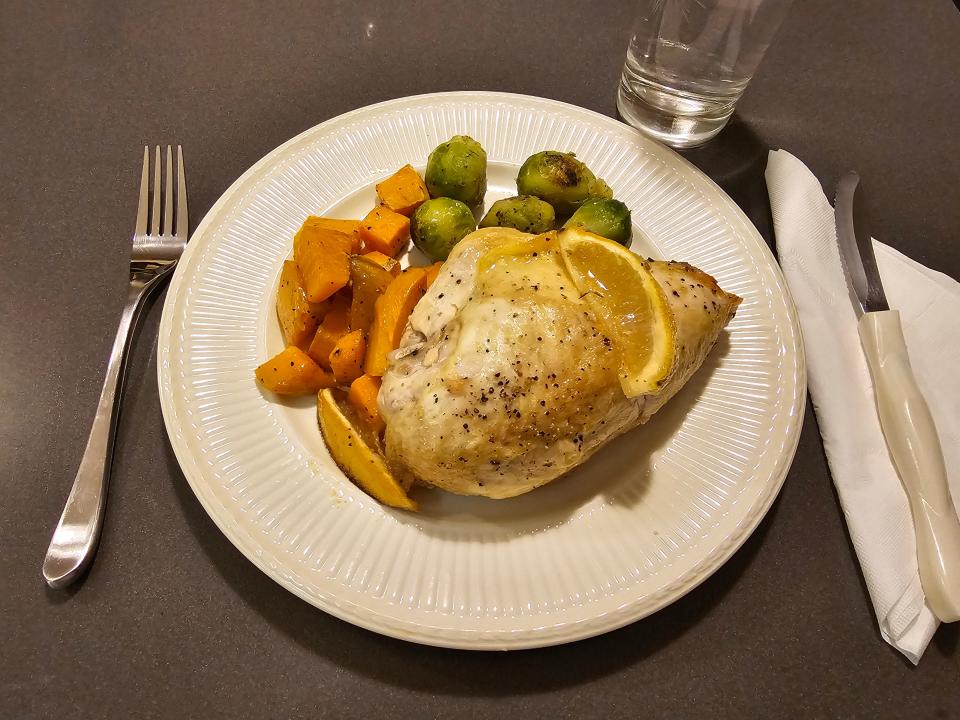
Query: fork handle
43 275 166 589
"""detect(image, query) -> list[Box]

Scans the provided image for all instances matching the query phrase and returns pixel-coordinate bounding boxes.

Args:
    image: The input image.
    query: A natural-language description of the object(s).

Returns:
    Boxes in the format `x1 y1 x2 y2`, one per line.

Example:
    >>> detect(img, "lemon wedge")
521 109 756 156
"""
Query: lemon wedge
558 228 675 397
318 388 418 511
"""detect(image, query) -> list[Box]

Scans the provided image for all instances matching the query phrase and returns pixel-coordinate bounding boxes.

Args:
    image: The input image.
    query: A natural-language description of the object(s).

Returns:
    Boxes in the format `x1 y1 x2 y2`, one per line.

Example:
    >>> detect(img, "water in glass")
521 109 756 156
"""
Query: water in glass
618 0 793 148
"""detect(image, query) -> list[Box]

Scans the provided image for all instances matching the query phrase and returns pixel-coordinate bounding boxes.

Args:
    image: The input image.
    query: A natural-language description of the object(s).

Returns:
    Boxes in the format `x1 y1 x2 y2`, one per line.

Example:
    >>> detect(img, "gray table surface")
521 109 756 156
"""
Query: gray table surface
3 1 959 718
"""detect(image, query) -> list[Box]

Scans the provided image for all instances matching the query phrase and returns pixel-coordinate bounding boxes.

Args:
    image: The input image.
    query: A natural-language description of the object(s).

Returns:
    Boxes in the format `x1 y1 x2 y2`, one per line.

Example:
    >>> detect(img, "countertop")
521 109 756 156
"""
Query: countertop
2 1 958 717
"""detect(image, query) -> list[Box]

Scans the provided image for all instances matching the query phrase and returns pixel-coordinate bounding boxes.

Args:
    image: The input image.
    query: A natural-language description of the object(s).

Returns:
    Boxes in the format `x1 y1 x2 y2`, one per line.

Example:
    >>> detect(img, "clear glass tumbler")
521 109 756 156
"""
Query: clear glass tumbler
617 0 793 148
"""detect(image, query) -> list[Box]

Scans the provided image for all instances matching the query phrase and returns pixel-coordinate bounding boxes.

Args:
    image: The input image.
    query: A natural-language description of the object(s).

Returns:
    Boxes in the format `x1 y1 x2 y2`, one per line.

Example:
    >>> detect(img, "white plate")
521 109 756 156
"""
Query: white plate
158 91 805 650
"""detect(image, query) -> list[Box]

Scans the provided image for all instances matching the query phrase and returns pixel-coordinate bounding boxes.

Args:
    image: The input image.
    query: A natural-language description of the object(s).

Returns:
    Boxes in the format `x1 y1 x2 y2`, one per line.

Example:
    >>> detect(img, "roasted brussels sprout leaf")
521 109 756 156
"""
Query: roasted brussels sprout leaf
516 151 612 215
424 135 487 207
410 197 476 261
563 198 632 246
478 195 556 234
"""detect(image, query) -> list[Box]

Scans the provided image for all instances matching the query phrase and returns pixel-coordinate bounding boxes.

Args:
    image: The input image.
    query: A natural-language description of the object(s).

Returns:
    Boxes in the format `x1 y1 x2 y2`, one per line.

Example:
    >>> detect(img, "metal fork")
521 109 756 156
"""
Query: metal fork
43 146 188 589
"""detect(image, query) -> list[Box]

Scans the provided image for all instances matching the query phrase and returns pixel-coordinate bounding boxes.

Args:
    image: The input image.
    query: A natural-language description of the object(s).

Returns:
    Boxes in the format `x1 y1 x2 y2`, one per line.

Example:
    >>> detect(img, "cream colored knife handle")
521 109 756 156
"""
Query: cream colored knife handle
859 310 960 622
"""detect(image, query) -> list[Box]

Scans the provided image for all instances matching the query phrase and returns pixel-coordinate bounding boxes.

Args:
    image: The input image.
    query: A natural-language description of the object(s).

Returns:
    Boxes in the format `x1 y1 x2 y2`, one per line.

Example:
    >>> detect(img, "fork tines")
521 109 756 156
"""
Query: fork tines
135 145 187 241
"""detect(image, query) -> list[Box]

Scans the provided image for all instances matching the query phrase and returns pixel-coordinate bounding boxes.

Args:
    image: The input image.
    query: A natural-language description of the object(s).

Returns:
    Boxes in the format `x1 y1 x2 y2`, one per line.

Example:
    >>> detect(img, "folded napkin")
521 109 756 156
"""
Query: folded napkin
765 149 960 664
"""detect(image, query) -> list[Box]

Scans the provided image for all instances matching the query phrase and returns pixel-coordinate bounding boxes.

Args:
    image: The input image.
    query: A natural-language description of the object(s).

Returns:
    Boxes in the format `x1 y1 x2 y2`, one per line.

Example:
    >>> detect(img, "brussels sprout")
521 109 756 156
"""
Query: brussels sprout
563 198 633 246
410 197 476 261
424 135 487 207
478 195 556 234
516 151 613 215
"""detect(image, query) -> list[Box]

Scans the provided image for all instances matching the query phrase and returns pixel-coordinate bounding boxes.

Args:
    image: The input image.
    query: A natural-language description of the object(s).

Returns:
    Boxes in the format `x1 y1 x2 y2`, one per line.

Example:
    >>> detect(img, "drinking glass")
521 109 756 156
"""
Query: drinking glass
617 0 794 148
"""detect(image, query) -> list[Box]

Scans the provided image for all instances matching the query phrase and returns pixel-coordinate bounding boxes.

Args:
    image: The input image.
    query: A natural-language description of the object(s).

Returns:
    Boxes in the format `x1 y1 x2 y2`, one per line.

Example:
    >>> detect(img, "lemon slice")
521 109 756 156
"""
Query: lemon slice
559 228 675 397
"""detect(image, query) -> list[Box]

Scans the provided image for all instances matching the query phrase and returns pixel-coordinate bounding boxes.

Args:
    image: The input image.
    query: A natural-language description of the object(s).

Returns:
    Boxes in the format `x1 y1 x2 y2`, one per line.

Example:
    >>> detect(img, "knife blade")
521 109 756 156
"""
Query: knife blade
834 172 888 315
834 171 960 623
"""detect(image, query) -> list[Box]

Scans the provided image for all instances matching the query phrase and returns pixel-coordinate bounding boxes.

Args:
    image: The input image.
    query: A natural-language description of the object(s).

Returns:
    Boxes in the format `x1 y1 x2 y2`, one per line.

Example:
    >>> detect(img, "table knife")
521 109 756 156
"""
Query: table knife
835 171 960 622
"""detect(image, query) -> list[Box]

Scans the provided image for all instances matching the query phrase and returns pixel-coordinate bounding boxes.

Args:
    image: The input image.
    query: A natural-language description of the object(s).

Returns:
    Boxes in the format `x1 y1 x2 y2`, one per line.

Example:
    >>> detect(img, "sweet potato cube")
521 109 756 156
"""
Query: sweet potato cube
348 374 385 434
293 222 352 303
364 267 427 376
358 206 410 257
302 216 362 253
329 330 366 385
375 165 430 216
255 346 336 395
350 255 395 337
307 293 351 368
276 260 329 348
361 251 401 277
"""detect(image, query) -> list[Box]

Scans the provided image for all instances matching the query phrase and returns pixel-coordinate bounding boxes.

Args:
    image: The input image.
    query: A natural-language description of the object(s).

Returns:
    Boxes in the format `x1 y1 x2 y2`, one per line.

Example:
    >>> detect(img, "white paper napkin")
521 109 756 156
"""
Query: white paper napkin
765 149 960 664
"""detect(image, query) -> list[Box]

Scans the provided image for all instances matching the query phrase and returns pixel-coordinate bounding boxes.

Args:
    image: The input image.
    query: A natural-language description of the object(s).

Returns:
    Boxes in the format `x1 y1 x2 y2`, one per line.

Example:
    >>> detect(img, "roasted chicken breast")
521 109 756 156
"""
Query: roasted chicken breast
379 228 741 498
